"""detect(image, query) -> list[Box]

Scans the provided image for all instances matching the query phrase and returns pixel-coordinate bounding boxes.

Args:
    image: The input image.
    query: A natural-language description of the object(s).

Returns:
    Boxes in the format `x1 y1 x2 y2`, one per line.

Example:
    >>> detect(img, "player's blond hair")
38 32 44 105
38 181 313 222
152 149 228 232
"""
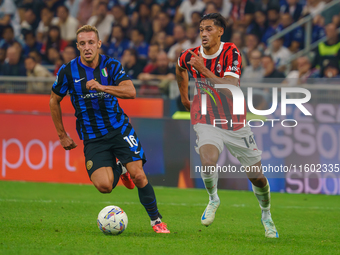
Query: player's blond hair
76 25 100 40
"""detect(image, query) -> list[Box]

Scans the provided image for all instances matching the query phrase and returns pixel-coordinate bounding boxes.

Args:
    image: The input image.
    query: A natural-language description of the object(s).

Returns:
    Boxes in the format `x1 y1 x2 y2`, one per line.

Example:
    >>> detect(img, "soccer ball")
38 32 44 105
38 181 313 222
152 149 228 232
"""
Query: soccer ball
97 205 128 235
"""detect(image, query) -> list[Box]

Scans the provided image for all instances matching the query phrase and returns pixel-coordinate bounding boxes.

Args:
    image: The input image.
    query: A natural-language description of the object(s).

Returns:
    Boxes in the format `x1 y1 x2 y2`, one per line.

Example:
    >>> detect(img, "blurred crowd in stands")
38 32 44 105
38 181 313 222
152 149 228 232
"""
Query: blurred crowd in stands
0 0 340 95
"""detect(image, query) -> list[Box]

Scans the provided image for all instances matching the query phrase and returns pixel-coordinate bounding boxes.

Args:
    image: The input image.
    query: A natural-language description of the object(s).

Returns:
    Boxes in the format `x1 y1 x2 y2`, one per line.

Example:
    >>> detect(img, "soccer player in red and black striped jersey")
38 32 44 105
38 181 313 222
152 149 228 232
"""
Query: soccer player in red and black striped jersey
176 13 278 238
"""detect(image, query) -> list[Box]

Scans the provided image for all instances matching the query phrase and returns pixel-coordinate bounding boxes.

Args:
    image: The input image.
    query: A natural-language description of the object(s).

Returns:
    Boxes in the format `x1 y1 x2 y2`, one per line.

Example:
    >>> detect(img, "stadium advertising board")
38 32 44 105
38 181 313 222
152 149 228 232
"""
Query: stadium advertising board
1 94 340 194
0 94 163 184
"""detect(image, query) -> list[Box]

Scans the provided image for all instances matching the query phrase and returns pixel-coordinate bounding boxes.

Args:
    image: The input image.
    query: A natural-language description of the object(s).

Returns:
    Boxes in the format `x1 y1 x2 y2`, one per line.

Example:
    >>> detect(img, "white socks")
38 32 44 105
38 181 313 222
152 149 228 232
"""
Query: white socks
252 178 271 219
201 171 219 201
261 210 271 221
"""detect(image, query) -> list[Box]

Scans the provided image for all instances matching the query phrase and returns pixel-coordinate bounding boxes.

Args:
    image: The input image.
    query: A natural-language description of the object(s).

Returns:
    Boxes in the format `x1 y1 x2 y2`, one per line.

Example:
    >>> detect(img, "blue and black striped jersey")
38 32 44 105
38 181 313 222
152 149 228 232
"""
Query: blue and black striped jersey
52 54 130 140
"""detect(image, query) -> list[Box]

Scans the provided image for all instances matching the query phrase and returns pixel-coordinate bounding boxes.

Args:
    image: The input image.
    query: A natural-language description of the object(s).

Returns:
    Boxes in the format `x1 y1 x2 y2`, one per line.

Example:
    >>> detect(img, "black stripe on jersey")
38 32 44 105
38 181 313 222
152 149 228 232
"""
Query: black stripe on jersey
220 94 232 130
224 46 232 71
184 52 191 70
205 59 212 72
93 66 112 131
222 47 229 61
77 62 101 138
64 63 88 140
213 58 220 75
220 46 230 71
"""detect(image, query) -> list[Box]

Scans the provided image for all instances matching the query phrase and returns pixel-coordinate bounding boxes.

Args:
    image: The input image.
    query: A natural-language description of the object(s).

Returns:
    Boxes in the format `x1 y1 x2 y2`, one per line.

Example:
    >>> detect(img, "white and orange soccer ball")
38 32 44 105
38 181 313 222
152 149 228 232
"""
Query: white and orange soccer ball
97 205 128 235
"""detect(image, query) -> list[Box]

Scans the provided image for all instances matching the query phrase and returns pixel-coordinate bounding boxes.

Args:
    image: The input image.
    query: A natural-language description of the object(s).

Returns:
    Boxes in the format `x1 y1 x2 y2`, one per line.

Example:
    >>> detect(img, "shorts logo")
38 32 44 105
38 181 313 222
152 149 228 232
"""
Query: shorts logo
86 160 93 171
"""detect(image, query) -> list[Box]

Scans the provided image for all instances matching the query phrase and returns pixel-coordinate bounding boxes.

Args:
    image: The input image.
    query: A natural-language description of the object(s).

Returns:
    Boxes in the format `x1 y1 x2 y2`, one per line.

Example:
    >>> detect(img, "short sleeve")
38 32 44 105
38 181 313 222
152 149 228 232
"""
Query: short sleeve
177 50 188 70
109 59 131 85
223 45 242 79
52 65 69 97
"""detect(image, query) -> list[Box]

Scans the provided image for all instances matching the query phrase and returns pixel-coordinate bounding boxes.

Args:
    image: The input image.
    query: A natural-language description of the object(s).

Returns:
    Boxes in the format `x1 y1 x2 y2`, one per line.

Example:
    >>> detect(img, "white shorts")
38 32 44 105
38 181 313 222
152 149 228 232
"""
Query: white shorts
193 123 262 167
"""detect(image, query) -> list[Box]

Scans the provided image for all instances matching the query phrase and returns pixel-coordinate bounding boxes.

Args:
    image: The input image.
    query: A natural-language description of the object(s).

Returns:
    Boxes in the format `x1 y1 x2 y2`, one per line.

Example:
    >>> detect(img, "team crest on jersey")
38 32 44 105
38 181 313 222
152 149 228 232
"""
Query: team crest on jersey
101 67 108 77
233 60 239 66
216 63 222 73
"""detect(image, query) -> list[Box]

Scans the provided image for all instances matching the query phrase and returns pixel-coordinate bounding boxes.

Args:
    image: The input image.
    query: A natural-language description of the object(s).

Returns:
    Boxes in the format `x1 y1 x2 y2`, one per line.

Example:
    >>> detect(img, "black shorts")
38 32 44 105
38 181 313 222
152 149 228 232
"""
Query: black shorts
83 122 147 177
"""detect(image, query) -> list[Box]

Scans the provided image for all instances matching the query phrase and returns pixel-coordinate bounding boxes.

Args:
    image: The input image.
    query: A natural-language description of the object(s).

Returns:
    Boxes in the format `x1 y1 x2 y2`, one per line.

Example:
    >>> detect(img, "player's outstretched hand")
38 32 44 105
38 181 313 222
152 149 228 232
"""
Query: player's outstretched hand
60 134 77 150
86 79 103 92
187 50 205 73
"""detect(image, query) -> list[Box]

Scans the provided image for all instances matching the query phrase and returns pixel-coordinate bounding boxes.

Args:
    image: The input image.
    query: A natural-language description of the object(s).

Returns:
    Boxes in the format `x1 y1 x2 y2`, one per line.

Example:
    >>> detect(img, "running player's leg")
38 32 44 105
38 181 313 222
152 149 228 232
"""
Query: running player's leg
113 123 169 233
199 144 221 226
84 139 122 193
194 124 224 226
91 166 121 193
124 160 168 233
199 144 219 201
245 161 278 238
222 126 278 238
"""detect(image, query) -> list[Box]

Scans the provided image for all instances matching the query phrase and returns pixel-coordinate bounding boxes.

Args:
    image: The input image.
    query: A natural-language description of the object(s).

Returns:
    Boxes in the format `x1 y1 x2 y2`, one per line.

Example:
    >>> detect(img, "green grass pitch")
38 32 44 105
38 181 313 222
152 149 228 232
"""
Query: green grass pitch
0 181 339 255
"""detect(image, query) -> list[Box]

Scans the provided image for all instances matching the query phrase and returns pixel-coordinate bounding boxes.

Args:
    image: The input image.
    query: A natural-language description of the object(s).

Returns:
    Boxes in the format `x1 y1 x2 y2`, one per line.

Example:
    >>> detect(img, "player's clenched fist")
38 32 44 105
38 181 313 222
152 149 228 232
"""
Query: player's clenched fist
59 134 77 150
86 79 104 92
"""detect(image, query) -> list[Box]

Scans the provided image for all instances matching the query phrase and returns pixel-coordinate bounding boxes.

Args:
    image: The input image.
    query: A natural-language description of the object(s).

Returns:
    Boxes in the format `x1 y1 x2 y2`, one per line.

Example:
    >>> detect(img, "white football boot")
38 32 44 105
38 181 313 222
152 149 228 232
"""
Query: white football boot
201 199 220 226
261 213 279 238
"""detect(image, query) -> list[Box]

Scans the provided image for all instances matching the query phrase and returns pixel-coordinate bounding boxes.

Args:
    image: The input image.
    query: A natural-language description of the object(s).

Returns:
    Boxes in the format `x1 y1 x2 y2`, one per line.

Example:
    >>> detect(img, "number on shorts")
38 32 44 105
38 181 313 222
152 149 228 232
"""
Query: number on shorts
123 135 138 147
242 135 256 148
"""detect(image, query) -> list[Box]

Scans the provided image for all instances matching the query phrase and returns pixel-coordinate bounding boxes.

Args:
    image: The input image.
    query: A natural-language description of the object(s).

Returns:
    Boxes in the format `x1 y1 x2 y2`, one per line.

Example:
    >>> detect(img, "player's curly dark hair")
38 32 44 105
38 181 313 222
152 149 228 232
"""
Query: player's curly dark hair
199 13 227 31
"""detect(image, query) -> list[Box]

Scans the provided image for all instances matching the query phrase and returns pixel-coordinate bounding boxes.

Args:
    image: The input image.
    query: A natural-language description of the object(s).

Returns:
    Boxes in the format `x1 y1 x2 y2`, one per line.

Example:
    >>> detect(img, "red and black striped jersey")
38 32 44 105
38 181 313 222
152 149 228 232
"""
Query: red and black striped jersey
178 42 246 131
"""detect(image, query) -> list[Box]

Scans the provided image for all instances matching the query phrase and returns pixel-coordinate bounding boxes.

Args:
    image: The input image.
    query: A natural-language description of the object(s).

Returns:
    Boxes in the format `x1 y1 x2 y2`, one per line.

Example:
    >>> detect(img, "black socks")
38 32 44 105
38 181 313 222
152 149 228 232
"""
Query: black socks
138 182 161 221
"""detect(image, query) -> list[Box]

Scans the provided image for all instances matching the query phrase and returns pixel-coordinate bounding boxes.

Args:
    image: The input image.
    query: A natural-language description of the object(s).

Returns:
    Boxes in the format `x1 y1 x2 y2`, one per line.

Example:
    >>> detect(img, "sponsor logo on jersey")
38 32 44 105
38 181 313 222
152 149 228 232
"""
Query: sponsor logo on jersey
227 66 239 72
80 92 110 99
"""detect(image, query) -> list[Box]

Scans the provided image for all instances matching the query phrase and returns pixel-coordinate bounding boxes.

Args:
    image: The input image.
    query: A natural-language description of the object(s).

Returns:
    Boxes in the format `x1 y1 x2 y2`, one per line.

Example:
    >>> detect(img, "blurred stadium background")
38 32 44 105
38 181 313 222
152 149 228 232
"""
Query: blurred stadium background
1 0 340 195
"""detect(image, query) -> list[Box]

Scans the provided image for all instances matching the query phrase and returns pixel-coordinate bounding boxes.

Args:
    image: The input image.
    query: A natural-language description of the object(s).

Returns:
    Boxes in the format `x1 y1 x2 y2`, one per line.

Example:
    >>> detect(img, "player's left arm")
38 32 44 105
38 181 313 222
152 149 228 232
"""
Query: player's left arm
187 50 239 98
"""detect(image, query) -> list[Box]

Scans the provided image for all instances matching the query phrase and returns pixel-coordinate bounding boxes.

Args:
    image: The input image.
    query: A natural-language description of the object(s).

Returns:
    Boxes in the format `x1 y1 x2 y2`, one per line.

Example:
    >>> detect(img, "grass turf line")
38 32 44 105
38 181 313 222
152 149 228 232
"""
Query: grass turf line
0 181 339 255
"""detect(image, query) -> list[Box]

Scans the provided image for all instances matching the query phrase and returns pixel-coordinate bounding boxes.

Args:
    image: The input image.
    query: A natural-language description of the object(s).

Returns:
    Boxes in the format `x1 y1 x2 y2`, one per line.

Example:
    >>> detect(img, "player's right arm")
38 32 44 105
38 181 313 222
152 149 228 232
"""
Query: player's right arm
86 59 136 99
49 65 77 150
176 52 191 111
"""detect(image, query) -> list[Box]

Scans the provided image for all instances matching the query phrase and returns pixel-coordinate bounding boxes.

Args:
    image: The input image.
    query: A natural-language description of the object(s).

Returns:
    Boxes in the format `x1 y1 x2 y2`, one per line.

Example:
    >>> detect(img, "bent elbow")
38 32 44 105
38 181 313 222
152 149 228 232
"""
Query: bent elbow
130 88 136 99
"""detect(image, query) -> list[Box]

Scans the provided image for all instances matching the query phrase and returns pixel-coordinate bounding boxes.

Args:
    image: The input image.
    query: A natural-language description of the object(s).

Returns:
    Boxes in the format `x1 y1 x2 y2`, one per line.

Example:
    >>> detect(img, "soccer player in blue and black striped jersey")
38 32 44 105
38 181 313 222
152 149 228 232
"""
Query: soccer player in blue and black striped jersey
49 25 170 233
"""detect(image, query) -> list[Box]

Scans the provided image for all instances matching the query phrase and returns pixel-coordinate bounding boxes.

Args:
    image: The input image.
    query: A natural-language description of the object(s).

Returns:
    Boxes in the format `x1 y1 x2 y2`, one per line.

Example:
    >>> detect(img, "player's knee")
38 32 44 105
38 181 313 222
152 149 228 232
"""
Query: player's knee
249 177 266 187
131 172 147 186
96 183 113 193
201 158 218 168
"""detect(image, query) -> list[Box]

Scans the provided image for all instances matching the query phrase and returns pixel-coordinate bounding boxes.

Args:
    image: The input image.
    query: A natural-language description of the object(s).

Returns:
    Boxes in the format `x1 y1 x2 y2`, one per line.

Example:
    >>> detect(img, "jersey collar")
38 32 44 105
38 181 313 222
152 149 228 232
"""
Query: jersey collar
78 54 102 70
200 42 224 59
